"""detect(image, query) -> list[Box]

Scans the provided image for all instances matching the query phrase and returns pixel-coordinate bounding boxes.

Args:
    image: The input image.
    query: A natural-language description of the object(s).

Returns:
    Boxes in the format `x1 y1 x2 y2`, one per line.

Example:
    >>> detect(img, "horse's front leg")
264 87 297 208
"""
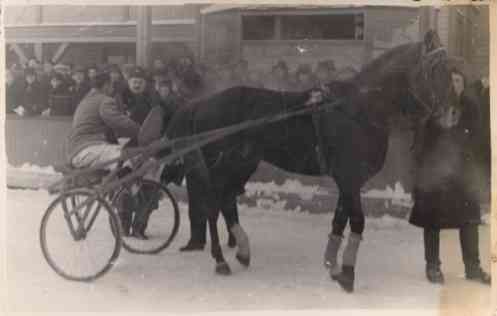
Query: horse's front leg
324 195 345 277
333 189 364 293
207 208 232 275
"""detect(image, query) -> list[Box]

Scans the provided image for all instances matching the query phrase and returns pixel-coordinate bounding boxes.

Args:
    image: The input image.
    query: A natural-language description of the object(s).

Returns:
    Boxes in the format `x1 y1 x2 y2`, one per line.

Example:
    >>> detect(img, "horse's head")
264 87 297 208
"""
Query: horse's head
408 30 452 118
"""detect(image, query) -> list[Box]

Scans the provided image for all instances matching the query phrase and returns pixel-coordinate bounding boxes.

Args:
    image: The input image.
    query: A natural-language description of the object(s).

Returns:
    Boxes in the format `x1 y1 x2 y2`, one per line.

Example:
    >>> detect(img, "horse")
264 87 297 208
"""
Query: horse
159 31 453 292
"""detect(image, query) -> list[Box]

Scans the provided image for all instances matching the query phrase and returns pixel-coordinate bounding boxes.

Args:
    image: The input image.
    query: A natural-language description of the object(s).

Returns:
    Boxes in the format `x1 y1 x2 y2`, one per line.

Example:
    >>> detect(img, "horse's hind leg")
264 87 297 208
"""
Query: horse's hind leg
208 209 232 275
221 201 238 248
221 194 250 267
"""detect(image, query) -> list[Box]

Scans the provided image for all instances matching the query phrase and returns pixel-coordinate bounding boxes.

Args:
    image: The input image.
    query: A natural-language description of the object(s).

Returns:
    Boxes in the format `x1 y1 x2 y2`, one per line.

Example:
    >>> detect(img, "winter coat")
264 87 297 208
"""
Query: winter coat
150 91 180 129
18 80 48 115
65 89 140 164
120 88 155 125
49 84 74 116
70 81 91 111
177 67 204 98
409 93 483 229
470 80 490 174
5 80 20 113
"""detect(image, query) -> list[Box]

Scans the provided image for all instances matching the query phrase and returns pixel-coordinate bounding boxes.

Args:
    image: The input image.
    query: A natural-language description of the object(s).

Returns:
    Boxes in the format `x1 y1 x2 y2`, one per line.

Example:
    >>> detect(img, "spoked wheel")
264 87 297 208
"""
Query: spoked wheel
112 180 180 254
40 189 122 282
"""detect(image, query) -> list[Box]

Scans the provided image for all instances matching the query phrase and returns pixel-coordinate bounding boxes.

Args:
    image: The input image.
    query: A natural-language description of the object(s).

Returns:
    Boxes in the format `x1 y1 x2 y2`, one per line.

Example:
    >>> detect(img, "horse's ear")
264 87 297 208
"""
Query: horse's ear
423 29 442 54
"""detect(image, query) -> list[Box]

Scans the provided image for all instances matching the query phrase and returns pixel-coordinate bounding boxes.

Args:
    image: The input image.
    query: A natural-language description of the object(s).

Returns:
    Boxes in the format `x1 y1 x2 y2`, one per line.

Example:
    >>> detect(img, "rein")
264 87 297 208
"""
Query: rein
48 96 345 193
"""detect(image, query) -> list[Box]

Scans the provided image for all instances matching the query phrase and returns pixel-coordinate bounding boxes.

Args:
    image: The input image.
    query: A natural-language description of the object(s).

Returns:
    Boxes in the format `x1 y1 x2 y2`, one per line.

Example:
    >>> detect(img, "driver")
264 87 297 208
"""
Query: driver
65 69 158 240
65 70 140 172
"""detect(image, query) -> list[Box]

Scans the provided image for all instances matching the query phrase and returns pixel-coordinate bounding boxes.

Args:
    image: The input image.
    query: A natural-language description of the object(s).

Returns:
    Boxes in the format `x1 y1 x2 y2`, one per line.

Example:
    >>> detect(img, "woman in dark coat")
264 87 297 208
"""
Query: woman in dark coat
17 67 48 116
409 68 491 285
69 66 91 111
48 72 73 116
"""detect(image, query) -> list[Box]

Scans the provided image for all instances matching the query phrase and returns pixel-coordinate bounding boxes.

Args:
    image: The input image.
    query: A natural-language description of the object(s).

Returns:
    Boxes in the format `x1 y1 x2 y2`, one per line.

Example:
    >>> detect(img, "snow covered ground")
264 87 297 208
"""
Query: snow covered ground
3 187 492 315
6 163 418 218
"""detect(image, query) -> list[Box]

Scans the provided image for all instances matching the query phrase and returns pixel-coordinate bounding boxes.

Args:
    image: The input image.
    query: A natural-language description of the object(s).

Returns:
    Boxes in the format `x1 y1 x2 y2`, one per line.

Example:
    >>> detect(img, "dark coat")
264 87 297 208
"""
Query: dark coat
150 91 180 129
109 80 127 101
120 89 154 125
470 80 490 174
65 89 141 163
70 81 91 111
49 84 74 116
19 80 48 115
177 68 204 99
409 93 483 229
5 80 20 113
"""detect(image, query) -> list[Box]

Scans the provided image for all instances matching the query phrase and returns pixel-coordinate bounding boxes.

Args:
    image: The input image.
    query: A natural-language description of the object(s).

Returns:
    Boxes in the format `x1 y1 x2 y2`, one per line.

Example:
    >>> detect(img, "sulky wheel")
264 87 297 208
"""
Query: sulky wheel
40 189 122 282
112 179 180 255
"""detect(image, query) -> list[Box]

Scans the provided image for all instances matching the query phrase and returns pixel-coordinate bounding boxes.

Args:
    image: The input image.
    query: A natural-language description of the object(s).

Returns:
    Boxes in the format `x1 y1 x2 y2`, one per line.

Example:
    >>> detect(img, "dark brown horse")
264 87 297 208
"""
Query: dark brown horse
162 31 453 292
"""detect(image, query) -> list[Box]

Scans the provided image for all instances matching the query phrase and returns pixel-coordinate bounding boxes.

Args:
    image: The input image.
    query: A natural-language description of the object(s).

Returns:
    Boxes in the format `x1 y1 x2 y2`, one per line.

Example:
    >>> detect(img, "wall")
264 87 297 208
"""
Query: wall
242 41 364 73
203 6 420 71
437 7 450 48
438 5 489 78
364 7 420 61
472 6 490 77
5 115 72 168
203 11 240 65
4 5 201 25
4 5 201 65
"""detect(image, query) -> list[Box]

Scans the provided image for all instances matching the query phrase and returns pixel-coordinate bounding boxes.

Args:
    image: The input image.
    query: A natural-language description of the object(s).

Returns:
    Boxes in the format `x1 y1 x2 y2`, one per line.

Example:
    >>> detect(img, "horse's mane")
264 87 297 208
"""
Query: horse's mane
353 42 423 87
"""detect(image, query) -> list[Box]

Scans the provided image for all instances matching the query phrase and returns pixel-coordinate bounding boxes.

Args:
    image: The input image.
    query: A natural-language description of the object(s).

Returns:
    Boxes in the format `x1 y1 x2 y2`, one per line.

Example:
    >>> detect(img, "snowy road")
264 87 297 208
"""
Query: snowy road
3 188 492 314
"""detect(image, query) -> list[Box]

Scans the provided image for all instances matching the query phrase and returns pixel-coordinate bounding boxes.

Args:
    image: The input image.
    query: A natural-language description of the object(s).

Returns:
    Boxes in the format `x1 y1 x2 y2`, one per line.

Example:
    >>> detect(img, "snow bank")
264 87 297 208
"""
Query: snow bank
10 163 62 175
6 163 413 217
245 179 328 200
363 182 413 208
246 179 412 205
7 163 63 189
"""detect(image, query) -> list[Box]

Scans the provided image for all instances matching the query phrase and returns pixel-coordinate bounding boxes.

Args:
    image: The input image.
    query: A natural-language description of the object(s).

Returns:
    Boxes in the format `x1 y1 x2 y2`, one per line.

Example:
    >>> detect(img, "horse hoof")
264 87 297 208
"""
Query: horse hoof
215 262 232 275
326 264 341 281
236 253 250 267
336 277 354 293
334 268 355 293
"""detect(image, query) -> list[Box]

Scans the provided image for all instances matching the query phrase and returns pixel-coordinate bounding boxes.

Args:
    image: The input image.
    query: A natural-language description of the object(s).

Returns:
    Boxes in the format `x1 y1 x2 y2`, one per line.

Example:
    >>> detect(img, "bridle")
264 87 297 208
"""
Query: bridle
407 46 450 120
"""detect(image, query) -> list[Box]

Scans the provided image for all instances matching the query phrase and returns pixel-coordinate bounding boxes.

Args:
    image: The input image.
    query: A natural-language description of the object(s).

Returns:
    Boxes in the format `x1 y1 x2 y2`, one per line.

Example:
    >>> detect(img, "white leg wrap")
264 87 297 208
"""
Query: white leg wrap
231 224 250 257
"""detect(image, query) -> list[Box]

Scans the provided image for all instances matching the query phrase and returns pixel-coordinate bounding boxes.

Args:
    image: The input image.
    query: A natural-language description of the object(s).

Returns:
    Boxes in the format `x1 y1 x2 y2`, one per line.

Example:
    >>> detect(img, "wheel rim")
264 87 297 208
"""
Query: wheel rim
113 180 180 254
40 189 122 281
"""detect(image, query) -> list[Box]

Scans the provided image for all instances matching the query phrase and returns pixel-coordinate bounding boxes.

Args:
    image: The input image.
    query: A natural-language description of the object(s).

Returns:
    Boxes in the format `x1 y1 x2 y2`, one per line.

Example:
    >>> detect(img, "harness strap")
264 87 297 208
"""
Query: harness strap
311 109 328 174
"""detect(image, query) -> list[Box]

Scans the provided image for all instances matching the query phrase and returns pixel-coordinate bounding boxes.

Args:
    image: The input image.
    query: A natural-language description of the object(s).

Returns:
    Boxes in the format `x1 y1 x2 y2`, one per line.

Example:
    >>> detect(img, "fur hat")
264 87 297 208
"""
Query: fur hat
128 66 147 80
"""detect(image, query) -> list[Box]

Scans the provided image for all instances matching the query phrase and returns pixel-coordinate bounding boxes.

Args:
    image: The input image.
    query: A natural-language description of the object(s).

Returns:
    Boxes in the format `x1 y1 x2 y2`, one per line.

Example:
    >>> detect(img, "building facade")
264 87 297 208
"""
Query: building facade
4 4 489 77
201 5 420 72
199 4 489 76
4 5 203 67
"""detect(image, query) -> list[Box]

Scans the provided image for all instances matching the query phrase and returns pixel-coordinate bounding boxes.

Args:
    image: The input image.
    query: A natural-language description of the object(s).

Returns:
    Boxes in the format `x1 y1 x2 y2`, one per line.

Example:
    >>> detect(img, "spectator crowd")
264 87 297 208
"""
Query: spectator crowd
5 56 359 117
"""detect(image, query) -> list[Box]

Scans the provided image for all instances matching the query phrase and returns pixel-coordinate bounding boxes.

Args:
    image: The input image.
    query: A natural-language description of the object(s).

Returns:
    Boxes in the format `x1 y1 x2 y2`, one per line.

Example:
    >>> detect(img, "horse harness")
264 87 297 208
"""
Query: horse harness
309 85 382 175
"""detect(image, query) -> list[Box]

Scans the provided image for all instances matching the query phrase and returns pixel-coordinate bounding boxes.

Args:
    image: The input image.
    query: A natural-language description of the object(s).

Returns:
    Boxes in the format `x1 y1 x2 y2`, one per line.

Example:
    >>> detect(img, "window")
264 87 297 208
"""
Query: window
242 15 276 40
281 14 364 40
